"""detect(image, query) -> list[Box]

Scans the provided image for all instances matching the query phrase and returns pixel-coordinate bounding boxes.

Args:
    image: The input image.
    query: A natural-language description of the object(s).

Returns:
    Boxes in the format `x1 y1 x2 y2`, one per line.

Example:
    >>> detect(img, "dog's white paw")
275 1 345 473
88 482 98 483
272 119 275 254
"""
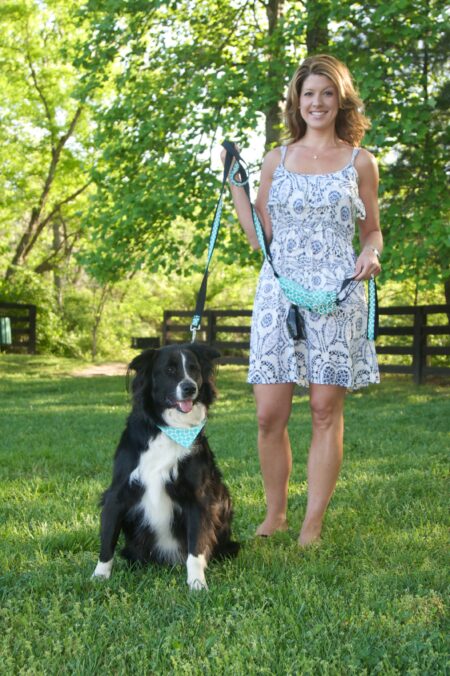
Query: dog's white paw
186 553 208 591
188 578 209 591
91 559 113 579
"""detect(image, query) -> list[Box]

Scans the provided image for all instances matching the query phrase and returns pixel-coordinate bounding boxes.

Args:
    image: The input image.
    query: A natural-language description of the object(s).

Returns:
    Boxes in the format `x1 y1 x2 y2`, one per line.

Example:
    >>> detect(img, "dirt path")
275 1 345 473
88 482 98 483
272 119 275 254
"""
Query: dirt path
71 363 127 377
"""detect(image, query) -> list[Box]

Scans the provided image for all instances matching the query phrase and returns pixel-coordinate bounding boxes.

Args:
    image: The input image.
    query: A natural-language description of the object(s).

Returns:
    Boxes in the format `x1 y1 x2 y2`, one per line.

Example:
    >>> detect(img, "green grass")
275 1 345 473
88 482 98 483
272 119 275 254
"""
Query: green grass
0 355 448 675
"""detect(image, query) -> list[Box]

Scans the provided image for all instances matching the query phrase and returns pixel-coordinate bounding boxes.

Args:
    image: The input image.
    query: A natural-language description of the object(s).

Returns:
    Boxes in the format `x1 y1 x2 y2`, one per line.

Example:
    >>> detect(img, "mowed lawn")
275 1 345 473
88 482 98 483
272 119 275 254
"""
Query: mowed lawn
0 355 448 674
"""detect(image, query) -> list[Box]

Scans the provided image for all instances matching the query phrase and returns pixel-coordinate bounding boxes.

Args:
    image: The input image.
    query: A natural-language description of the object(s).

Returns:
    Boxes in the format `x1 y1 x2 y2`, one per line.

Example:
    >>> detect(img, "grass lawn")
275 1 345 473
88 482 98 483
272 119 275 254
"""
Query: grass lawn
0 354 448 674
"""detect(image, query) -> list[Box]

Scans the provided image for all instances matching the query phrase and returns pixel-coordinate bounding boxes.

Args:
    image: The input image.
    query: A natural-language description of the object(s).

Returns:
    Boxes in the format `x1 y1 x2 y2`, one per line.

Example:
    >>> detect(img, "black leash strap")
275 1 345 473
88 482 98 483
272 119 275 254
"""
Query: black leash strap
190 148 234 340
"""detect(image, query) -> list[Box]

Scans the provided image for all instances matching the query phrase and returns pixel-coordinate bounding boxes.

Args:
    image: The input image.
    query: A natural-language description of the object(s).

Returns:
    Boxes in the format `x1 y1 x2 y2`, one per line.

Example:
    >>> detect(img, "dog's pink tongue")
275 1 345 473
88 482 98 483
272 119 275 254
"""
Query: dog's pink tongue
178 400 194 413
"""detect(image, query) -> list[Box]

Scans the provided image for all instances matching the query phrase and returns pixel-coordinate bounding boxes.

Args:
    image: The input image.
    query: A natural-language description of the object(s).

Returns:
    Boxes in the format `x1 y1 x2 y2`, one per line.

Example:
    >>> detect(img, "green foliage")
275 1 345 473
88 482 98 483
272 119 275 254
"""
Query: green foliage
0 269 78 355
0 360 448 672
0 0 93 276
1 1 448 359
331 0 450 290
76 0 449 292
75 0 282 281
0 261 257 359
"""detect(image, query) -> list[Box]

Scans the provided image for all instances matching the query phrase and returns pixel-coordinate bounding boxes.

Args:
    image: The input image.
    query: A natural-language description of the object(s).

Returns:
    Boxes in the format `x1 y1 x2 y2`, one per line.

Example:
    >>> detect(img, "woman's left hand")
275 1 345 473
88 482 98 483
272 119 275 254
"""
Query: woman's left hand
353 249 381 281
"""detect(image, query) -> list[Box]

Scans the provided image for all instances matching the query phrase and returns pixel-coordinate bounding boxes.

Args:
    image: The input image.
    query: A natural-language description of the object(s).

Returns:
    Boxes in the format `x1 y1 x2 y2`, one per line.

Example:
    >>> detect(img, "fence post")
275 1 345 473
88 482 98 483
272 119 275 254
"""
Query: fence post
162 311 170 345
206 310 216 346
412 307 427 385
28 305 37 354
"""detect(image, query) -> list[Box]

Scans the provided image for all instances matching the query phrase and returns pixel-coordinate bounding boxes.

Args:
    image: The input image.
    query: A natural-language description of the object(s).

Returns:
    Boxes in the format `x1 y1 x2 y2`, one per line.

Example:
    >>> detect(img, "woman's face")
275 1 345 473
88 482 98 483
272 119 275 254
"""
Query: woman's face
299 74 339 131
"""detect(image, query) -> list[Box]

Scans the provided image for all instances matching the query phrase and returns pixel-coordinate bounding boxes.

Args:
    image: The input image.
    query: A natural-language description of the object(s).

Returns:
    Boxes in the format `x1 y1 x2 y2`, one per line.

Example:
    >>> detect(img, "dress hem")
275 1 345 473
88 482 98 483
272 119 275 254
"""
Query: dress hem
247 375 381 392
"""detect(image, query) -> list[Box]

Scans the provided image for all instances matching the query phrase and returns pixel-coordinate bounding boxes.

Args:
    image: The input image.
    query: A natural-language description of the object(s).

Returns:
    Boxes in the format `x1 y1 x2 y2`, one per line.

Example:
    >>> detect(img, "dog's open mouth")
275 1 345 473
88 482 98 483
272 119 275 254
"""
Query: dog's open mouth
174 399 194 414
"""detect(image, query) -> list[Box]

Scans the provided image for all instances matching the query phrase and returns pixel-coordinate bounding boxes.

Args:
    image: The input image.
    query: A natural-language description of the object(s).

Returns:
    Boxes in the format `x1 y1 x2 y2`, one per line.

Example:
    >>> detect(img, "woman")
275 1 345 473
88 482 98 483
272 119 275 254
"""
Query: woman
223 54 382 545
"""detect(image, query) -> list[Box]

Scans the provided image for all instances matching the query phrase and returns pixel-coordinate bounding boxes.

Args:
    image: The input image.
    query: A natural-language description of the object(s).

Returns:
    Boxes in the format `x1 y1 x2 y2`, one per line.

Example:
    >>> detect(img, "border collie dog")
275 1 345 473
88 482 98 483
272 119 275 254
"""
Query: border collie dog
92 343 239 590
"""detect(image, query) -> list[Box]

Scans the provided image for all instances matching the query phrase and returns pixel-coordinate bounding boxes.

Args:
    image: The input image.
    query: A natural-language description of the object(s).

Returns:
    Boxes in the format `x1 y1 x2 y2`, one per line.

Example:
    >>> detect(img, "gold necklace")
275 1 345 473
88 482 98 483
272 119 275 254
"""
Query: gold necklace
299 144 339 161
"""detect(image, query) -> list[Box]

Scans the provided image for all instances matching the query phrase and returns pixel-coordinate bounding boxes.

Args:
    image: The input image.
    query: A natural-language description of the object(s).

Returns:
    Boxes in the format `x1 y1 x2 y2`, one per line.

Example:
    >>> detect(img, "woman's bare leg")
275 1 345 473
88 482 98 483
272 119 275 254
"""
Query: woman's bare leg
254 383 295 536
299 383 346 546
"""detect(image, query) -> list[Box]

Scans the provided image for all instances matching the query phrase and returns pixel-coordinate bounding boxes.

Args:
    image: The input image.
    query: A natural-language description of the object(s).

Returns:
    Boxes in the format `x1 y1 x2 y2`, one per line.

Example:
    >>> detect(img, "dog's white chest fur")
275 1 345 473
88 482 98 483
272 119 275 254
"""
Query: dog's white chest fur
130 402 206 562
130 434 189 561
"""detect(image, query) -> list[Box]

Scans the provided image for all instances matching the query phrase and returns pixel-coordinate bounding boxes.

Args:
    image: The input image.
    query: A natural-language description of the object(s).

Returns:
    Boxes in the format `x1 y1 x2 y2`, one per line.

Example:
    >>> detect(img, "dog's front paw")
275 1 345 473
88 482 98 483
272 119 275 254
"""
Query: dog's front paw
186 554 208 591
188 577 209 591
91 559 113 580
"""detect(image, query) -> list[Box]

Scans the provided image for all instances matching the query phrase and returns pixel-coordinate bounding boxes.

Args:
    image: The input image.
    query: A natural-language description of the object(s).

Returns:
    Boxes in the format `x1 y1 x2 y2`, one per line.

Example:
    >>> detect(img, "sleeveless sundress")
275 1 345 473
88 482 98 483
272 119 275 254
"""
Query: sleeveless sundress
248 145 380 390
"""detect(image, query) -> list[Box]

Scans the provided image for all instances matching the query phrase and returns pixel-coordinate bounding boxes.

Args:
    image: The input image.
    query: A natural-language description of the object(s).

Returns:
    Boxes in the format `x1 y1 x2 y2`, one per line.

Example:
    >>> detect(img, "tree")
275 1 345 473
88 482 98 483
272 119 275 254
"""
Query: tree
2 0 448 323
78 0 448 304
330 0 449 303
0 0 92 284
74 0 315 282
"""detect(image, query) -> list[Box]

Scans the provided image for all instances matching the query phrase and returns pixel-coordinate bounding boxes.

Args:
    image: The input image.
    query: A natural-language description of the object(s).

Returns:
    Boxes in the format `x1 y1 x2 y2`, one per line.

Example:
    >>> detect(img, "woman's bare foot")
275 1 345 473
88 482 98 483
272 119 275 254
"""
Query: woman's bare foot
256 516 289 537
298 518 322 547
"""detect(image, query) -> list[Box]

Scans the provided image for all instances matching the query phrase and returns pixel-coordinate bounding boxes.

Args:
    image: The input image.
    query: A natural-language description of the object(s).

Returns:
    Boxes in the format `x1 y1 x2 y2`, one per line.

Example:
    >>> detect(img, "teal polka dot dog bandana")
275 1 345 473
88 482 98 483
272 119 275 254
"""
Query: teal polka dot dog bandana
157 420 206 449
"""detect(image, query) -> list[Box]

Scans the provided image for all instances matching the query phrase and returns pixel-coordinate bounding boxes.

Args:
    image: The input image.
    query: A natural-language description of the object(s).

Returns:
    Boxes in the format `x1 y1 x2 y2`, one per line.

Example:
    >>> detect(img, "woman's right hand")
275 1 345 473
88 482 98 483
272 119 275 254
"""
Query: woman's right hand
220 143 240 165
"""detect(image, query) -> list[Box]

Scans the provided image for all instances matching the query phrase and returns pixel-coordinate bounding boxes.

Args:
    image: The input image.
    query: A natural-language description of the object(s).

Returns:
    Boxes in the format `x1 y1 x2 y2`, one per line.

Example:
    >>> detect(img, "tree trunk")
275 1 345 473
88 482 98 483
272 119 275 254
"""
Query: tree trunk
265 102 282 148
53 220 63 309
444 279 450 325
264 0 285 149
91 285 111 359
5 106 83 280
306 0 330 53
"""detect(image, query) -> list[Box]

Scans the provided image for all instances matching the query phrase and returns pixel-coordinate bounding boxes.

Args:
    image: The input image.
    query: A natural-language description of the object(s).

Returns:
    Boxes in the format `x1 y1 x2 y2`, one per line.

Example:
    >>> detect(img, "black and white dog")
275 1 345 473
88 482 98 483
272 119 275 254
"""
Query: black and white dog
92 343 239 590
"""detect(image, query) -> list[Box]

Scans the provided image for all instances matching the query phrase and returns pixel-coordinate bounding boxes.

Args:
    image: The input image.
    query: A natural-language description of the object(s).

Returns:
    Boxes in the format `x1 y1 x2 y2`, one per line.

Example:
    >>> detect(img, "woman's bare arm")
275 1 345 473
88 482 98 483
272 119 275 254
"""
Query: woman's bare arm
221 147 280 250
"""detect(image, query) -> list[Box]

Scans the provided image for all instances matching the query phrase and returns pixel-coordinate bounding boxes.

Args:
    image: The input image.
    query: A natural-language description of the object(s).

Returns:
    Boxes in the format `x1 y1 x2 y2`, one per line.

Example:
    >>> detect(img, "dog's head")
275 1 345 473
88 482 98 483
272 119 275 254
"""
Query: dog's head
128 343 220 427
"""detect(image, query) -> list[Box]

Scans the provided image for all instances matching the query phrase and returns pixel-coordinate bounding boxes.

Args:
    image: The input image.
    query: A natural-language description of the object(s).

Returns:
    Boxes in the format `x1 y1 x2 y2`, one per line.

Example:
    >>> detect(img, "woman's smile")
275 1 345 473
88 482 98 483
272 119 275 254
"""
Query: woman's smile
300 74 339 128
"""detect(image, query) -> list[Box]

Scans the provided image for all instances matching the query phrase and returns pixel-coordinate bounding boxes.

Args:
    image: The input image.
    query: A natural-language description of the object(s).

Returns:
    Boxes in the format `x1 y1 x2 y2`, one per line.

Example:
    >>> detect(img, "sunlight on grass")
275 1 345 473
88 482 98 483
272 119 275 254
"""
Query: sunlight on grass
0 356 448 673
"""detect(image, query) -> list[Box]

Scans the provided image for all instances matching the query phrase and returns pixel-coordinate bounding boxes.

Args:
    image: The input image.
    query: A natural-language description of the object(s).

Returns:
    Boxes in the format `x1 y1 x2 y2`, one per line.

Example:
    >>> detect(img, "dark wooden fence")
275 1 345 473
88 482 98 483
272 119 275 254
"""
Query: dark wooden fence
160 305 450 385
0 301 37 354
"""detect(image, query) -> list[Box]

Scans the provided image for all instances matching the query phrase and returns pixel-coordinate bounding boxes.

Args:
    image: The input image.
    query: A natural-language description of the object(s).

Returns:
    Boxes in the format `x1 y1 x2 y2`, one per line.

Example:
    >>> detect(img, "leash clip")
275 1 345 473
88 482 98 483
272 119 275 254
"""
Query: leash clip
190 323 199 342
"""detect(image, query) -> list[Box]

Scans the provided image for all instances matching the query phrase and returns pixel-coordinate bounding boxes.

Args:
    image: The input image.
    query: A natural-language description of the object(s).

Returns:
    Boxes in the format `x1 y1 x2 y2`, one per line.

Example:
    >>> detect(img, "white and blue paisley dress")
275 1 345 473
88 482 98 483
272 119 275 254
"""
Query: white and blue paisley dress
248 146 379 390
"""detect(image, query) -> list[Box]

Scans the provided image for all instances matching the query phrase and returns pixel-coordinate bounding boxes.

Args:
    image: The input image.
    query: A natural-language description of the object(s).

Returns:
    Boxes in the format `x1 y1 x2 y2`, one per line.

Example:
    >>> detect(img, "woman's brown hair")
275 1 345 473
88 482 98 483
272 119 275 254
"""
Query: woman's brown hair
283 54 370 146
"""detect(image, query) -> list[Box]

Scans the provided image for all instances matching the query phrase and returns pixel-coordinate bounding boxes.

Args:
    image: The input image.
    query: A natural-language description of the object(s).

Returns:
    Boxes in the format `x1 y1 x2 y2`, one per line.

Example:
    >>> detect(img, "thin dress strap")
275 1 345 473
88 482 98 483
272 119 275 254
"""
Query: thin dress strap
351 147 360 164
280 145 288 165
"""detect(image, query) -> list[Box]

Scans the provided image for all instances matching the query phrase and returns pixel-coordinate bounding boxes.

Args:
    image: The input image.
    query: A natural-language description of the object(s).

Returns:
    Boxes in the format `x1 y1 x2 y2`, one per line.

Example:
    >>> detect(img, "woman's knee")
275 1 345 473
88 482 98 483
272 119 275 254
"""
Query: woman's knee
256 405 289 433
254 384 294 433
309 387 345 430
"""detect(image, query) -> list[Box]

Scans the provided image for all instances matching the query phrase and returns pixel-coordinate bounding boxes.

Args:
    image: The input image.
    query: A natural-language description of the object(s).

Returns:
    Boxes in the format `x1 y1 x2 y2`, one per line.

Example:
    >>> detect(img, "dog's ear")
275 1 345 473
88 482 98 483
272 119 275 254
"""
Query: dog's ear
187 343 221 363
187 344 220 402
127 349 157 390
128 348 157 373
127 349 158 397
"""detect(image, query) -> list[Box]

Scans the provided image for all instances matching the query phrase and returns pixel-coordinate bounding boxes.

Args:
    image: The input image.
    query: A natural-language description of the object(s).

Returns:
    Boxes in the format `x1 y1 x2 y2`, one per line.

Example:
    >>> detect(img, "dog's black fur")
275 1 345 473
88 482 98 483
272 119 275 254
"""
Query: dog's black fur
92 343 239 589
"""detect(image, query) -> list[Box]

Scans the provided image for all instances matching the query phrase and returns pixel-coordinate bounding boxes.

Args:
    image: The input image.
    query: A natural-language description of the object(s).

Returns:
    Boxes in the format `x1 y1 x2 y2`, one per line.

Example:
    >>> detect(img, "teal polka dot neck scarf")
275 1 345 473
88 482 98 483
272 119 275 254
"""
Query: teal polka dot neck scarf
157 420 206 449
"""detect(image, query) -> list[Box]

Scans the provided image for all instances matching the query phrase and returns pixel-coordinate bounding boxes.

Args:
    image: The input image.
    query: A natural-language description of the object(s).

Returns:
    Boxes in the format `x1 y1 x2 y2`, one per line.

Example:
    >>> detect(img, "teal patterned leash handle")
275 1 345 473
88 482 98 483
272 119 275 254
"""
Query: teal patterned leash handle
367 275 378 341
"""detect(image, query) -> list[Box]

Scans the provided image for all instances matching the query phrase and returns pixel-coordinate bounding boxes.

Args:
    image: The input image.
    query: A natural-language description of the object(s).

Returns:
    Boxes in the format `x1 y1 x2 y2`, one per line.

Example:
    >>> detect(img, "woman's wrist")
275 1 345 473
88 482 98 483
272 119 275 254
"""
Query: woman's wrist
363 244 381 259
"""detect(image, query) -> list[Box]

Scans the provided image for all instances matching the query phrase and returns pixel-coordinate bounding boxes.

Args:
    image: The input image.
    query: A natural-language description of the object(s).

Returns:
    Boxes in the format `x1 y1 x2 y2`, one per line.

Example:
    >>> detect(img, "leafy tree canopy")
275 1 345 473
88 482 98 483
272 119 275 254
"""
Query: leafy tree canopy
1 0 448 306
0 0 93 279
75 0 449 298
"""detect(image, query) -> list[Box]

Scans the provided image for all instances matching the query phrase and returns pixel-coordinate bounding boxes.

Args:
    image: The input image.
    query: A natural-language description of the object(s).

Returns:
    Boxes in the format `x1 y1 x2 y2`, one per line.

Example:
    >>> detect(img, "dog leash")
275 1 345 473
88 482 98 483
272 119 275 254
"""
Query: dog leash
190 142 378 341
190 149 235 342
222 142 378 340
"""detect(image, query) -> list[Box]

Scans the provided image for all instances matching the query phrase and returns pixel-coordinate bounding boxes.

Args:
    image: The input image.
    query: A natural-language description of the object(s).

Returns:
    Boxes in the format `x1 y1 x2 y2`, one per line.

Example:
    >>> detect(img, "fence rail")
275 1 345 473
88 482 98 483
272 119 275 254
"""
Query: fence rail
161 305 450 385
0 301 37 354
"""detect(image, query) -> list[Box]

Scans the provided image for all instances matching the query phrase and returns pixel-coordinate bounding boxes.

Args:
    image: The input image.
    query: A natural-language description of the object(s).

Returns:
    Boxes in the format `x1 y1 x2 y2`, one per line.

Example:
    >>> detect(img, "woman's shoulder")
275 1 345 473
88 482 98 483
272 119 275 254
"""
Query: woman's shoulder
355 147 377 168
260 146 284 177
354 147 379 184
263 146 284 163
